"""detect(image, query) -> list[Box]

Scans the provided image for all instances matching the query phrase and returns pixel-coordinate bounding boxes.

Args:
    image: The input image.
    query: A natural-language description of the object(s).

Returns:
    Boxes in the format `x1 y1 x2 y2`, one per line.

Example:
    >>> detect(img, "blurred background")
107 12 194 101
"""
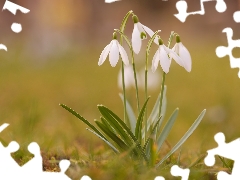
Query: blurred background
0 0 239 163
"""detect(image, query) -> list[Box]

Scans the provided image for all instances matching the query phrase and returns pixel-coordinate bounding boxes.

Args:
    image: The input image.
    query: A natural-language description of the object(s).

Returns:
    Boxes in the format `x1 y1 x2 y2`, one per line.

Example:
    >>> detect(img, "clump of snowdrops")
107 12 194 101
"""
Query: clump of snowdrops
60 10 206 168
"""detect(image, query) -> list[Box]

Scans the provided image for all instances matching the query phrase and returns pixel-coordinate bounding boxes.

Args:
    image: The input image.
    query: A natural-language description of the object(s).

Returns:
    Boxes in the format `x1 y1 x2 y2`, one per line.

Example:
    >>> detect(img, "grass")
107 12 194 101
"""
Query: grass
0 39 239 179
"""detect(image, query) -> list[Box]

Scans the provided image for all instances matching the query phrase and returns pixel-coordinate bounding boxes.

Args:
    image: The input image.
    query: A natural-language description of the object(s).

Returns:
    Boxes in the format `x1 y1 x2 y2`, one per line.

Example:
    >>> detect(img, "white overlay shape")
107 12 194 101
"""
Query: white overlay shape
205 132 240 180
2 0 30 15
174 0 227 22
171 165 190 180
11 23 22 33
216 28 240 78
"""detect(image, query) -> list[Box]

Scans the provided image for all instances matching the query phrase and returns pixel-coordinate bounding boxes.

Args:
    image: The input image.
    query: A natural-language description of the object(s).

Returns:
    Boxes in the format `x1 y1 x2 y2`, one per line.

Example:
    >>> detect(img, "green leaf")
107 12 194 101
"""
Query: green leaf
98 105 149 163
142 86 167 138
60 104 106 140
119 94 136 133
143 116 162 152
86 128 120 154
135 97 150 143
100 117 116 134
155 109 206 168
95 120 128 151
157 108 179 152
98 105 133 147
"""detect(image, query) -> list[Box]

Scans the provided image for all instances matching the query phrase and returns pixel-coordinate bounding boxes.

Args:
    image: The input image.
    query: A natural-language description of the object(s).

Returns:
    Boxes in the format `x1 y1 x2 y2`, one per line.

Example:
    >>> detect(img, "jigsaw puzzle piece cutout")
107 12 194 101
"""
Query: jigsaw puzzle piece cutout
2 0 30 15
215 0 227 13
174 1 188 22
2 0 30 34
0 123 9 132
0 141 21 178
175 0 227 22
233 11 240 23
154 176 165 180
80 175 92 180
171 165 190 180
105 0 121 3
0 44 7 51
216 28 240 78
21 142 43 174
205 132 240 179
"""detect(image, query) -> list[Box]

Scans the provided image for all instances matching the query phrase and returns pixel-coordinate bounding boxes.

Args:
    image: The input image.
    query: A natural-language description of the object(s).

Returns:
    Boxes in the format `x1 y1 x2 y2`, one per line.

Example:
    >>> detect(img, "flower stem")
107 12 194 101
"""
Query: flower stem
132 53 140 114
158 31 175 118
119 10 133 123
158 72 166 118
114 29 140 114
121 62 127 123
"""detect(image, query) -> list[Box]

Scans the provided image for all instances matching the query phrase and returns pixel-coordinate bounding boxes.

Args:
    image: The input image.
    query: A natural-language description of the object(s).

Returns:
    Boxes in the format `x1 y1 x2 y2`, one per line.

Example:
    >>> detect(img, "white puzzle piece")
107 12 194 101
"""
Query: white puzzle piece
175 0 227 22
171 165 190 180
205 132 240 180
215 28 240 78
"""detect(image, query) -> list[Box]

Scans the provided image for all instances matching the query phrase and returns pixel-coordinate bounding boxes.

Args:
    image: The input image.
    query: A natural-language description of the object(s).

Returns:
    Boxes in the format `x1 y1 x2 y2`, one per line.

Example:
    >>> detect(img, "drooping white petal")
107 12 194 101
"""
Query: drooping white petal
172 43 179 55
98 41 113 66
109 40 119 67
151 47 160 72
167 46 185 67
136 22 146 37
141 23 159 44
178 42 192 72
117 42 129 66
159 45 171 73
132 23 142 54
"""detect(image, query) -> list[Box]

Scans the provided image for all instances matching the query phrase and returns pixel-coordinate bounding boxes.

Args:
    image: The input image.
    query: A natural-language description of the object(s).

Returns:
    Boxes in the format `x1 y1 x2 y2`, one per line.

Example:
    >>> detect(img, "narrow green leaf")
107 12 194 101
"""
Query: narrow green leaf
98 106 133 147
86 128 120 154
60 104 106 140
144 86 167 135
155 109 206 168
157 108 179 152
119 93 136 133
98 105 149 163
149 138 157 167
143 116 162 152
95 120 128 151
100 117 116 134
135 97 150 142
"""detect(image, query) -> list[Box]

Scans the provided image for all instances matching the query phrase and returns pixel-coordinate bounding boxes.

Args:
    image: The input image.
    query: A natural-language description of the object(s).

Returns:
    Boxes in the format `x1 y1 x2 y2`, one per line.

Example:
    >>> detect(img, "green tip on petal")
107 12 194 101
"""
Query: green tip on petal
176 35 181 43
132 15 139 23
141 32 147 39
158 38 164 45
113 32 117 39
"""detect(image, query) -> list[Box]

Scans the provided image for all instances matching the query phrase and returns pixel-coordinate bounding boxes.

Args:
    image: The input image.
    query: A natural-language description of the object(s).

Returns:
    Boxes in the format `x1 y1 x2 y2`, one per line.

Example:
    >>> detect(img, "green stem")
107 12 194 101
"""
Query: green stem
119 10 133 123
144 31 160 141
158 73 166 118
114 29 140 114
132 53 140 114
121 62 127 123
158 31 176 118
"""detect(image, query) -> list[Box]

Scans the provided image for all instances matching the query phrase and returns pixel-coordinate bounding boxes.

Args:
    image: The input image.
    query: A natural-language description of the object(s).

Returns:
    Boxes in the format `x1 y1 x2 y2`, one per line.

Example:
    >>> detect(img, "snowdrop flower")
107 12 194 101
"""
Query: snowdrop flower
171 35 192 72
132 15 158 54
152 38 183 74
152 39 171 73
98 32 129 67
